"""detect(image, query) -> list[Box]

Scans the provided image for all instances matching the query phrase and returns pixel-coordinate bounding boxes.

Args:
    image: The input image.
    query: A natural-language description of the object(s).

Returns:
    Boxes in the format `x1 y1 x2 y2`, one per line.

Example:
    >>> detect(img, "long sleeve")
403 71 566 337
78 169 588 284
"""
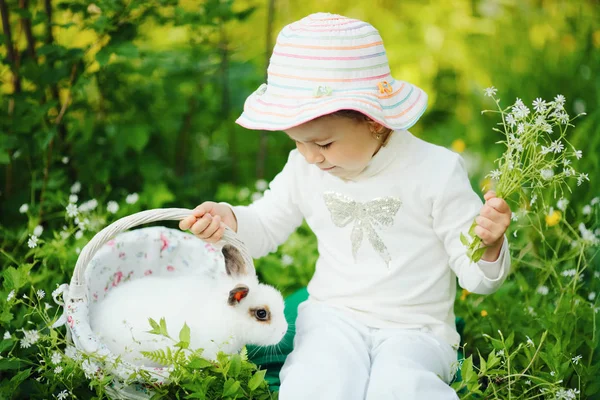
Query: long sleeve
431 154 511 295
227 151 305 259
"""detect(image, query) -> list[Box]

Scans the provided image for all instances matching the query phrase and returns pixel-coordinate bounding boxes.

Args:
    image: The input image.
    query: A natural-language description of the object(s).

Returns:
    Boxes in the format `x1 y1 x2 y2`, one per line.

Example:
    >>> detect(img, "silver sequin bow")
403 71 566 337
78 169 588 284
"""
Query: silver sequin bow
323 191 402 267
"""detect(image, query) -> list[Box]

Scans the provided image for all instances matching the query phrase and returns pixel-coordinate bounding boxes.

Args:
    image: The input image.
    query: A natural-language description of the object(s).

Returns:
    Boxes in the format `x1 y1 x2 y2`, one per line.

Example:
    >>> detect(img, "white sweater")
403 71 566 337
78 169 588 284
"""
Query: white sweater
231 130 510 348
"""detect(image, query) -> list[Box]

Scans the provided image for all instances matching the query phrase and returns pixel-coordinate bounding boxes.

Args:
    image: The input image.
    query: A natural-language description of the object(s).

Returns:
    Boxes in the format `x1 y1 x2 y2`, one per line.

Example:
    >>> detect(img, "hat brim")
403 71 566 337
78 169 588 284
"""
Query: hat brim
235 79 427 132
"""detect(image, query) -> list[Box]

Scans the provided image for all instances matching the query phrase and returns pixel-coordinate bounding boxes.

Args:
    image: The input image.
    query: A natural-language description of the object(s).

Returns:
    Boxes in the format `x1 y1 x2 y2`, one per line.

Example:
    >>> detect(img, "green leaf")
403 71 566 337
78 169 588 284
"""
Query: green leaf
460 232 470 246
120 124 150 153
177 323 190 349
468 220 477 237
471 246 487 263
147 318 161 335
248 369 266 392
505 331 515 350
159 317 169 337
187 357 214 370
222 378 241 398
95 46 113 66
228 354 241 378
9 368 31 389
0 151 9 164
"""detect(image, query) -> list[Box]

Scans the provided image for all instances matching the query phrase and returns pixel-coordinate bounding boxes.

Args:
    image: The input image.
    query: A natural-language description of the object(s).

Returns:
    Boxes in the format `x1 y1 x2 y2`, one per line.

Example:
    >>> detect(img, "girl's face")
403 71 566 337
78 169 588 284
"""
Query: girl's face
284 116 383 180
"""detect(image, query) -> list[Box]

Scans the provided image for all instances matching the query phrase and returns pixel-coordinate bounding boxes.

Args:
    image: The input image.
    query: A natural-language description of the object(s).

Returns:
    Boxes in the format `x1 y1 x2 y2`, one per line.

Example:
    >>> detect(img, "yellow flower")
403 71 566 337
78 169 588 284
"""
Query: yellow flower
481 310 488 317
545 210 561 227
460 289 470 301
451 139 466 153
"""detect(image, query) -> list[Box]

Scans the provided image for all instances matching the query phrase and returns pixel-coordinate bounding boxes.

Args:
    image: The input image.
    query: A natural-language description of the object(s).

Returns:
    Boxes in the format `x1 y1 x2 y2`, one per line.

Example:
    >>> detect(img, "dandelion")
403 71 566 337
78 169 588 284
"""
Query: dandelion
480 310 488 317
66 204 78 218
526 336 535 347
255 180 268 191
125 193 139 204
20 330 40 348
28 235 38 248
537 286 549 295
33 225 44 237
36 290 45 299
70 181 81 193
3 331 10 339
546 210 561 226
533 98 546 113
7 290 15 301
451 139 466 153
484 86 497 97
106 201 119 214
583 205 592 215
51 351 62 365
69 194 78 203
556 198 569 212
54 366 64 374
19 204 29 214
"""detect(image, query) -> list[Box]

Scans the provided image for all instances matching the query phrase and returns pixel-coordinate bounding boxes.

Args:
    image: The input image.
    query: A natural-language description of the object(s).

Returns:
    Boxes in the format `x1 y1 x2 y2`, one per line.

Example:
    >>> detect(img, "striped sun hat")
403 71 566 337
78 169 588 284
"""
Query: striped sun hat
236 12 428 131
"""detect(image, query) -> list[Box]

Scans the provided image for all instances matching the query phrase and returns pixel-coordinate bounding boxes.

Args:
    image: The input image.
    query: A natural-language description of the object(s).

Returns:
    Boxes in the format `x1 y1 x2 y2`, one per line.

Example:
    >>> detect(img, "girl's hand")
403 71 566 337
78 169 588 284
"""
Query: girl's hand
179 202 238 243
475 191 511 260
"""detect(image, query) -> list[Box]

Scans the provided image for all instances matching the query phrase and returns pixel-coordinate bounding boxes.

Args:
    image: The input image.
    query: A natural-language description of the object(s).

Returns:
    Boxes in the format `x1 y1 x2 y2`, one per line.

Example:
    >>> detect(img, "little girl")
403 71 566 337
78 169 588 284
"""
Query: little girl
180 12 511 399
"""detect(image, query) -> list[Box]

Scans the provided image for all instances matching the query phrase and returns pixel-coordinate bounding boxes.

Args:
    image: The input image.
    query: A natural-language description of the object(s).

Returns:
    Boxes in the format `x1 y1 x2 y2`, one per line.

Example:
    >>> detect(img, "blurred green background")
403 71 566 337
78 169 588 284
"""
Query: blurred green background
1 0 599 224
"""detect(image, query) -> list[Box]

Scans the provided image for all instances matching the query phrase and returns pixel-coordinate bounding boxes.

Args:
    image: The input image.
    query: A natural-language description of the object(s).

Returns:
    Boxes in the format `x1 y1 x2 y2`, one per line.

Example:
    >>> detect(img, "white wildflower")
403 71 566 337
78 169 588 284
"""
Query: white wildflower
557 112 570 125
484 86 497 97
561 269 577 277
554 94 566 106
75 247 81 254
516 123 525 135
106 201 119 214
33 225 44 237
591 197 600 205
7 290 15 301
281 254 294 267
28 235 38 249
36 290 45 299
579 223 599 244
65 346 82 361
589 292 596 301
541 146 552 155
238 187 250 200
66 203 79 218
56 389 69 399
82 359 99 379
51 351 62 365
541 169 554 180
514 98 524 108
525 380 532 385
125 193 139 204
574 149 583 159
583 205 592 215
526 336 535 347
79 199 98 212
537 286 549 295
511 212 519 222
527 306 537 316
551 140 564 154
61 157 69 164
69 194 78 203
75 230 83 240
19 204 29 214
563 159 571 166
496 349 505 357
488 169 501 180
564 168 574 177
3 331 10 339
505 114 516 127
251 192 263 202
20 329 40 348
555 388 580 400
542 122 553 134
45 302 52 310
577 173 589 186
530 194 537 206
70 181 81 194
556 198 569 212
550 370 556 376
255 180 268 191
533 98 546 113
54 366 63 375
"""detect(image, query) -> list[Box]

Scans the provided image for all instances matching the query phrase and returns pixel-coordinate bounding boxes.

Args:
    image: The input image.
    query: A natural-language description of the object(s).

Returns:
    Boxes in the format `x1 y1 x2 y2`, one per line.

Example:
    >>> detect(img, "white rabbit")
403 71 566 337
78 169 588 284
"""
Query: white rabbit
90 244 288 367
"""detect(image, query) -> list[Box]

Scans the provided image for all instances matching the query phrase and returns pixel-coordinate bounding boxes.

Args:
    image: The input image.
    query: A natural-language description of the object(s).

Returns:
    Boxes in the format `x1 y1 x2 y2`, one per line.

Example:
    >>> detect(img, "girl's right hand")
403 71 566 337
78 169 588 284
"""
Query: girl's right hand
179 202 238 243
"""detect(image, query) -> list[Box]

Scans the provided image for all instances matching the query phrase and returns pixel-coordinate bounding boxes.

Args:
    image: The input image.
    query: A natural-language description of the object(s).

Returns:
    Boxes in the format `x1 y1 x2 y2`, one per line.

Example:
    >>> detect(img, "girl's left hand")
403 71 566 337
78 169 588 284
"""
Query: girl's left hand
475 191 511 247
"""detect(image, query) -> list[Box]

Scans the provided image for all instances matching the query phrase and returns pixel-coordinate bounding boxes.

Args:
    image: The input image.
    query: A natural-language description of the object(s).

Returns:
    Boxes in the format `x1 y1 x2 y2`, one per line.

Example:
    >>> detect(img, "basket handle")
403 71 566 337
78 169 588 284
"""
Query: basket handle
68 208 253 301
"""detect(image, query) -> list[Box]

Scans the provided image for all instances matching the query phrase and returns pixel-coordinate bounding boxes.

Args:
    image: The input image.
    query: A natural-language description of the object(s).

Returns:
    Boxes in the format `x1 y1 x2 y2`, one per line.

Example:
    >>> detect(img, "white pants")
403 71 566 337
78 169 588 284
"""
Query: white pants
279 301 459 400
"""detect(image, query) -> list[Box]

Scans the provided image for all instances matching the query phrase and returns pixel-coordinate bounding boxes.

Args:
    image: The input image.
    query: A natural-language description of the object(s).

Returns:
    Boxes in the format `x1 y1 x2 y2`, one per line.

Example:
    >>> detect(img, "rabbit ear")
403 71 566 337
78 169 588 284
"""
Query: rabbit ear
228 284 249 306
222 244 247 277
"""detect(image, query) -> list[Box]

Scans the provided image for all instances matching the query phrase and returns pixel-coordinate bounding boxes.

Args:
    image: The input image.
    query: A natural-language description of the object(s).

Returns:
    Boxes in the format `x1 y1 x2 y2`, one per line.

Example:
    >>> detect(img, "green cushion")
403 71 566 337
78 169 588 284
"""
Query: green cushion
247 288 465 392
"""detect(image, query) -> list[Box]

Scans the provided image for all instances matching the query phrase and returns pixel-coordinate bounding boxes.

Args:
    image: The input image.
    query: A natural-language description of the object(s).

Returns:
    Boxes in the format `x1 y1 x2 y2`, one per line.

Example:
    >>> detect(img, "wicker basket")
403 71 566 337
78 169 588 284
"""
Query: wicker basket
52 208 254 399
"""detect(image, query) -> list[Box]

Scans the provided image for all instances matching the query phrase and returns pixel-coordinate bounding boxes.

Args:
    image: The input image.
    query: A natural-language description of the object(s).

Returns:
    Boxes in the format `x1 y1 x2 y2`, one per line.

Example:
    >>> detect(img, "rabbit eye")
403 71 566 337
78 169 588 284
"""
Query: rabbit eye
254 309 268 321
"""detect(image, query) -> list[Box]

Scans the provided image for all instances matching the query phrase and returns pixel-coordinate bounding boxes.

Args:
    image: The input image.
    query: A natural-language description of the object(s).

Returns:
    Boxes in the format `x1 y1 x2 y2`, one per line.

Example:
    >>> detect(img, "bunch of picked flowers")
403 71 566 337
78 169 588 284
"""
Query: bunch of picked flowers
463 87 588 262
